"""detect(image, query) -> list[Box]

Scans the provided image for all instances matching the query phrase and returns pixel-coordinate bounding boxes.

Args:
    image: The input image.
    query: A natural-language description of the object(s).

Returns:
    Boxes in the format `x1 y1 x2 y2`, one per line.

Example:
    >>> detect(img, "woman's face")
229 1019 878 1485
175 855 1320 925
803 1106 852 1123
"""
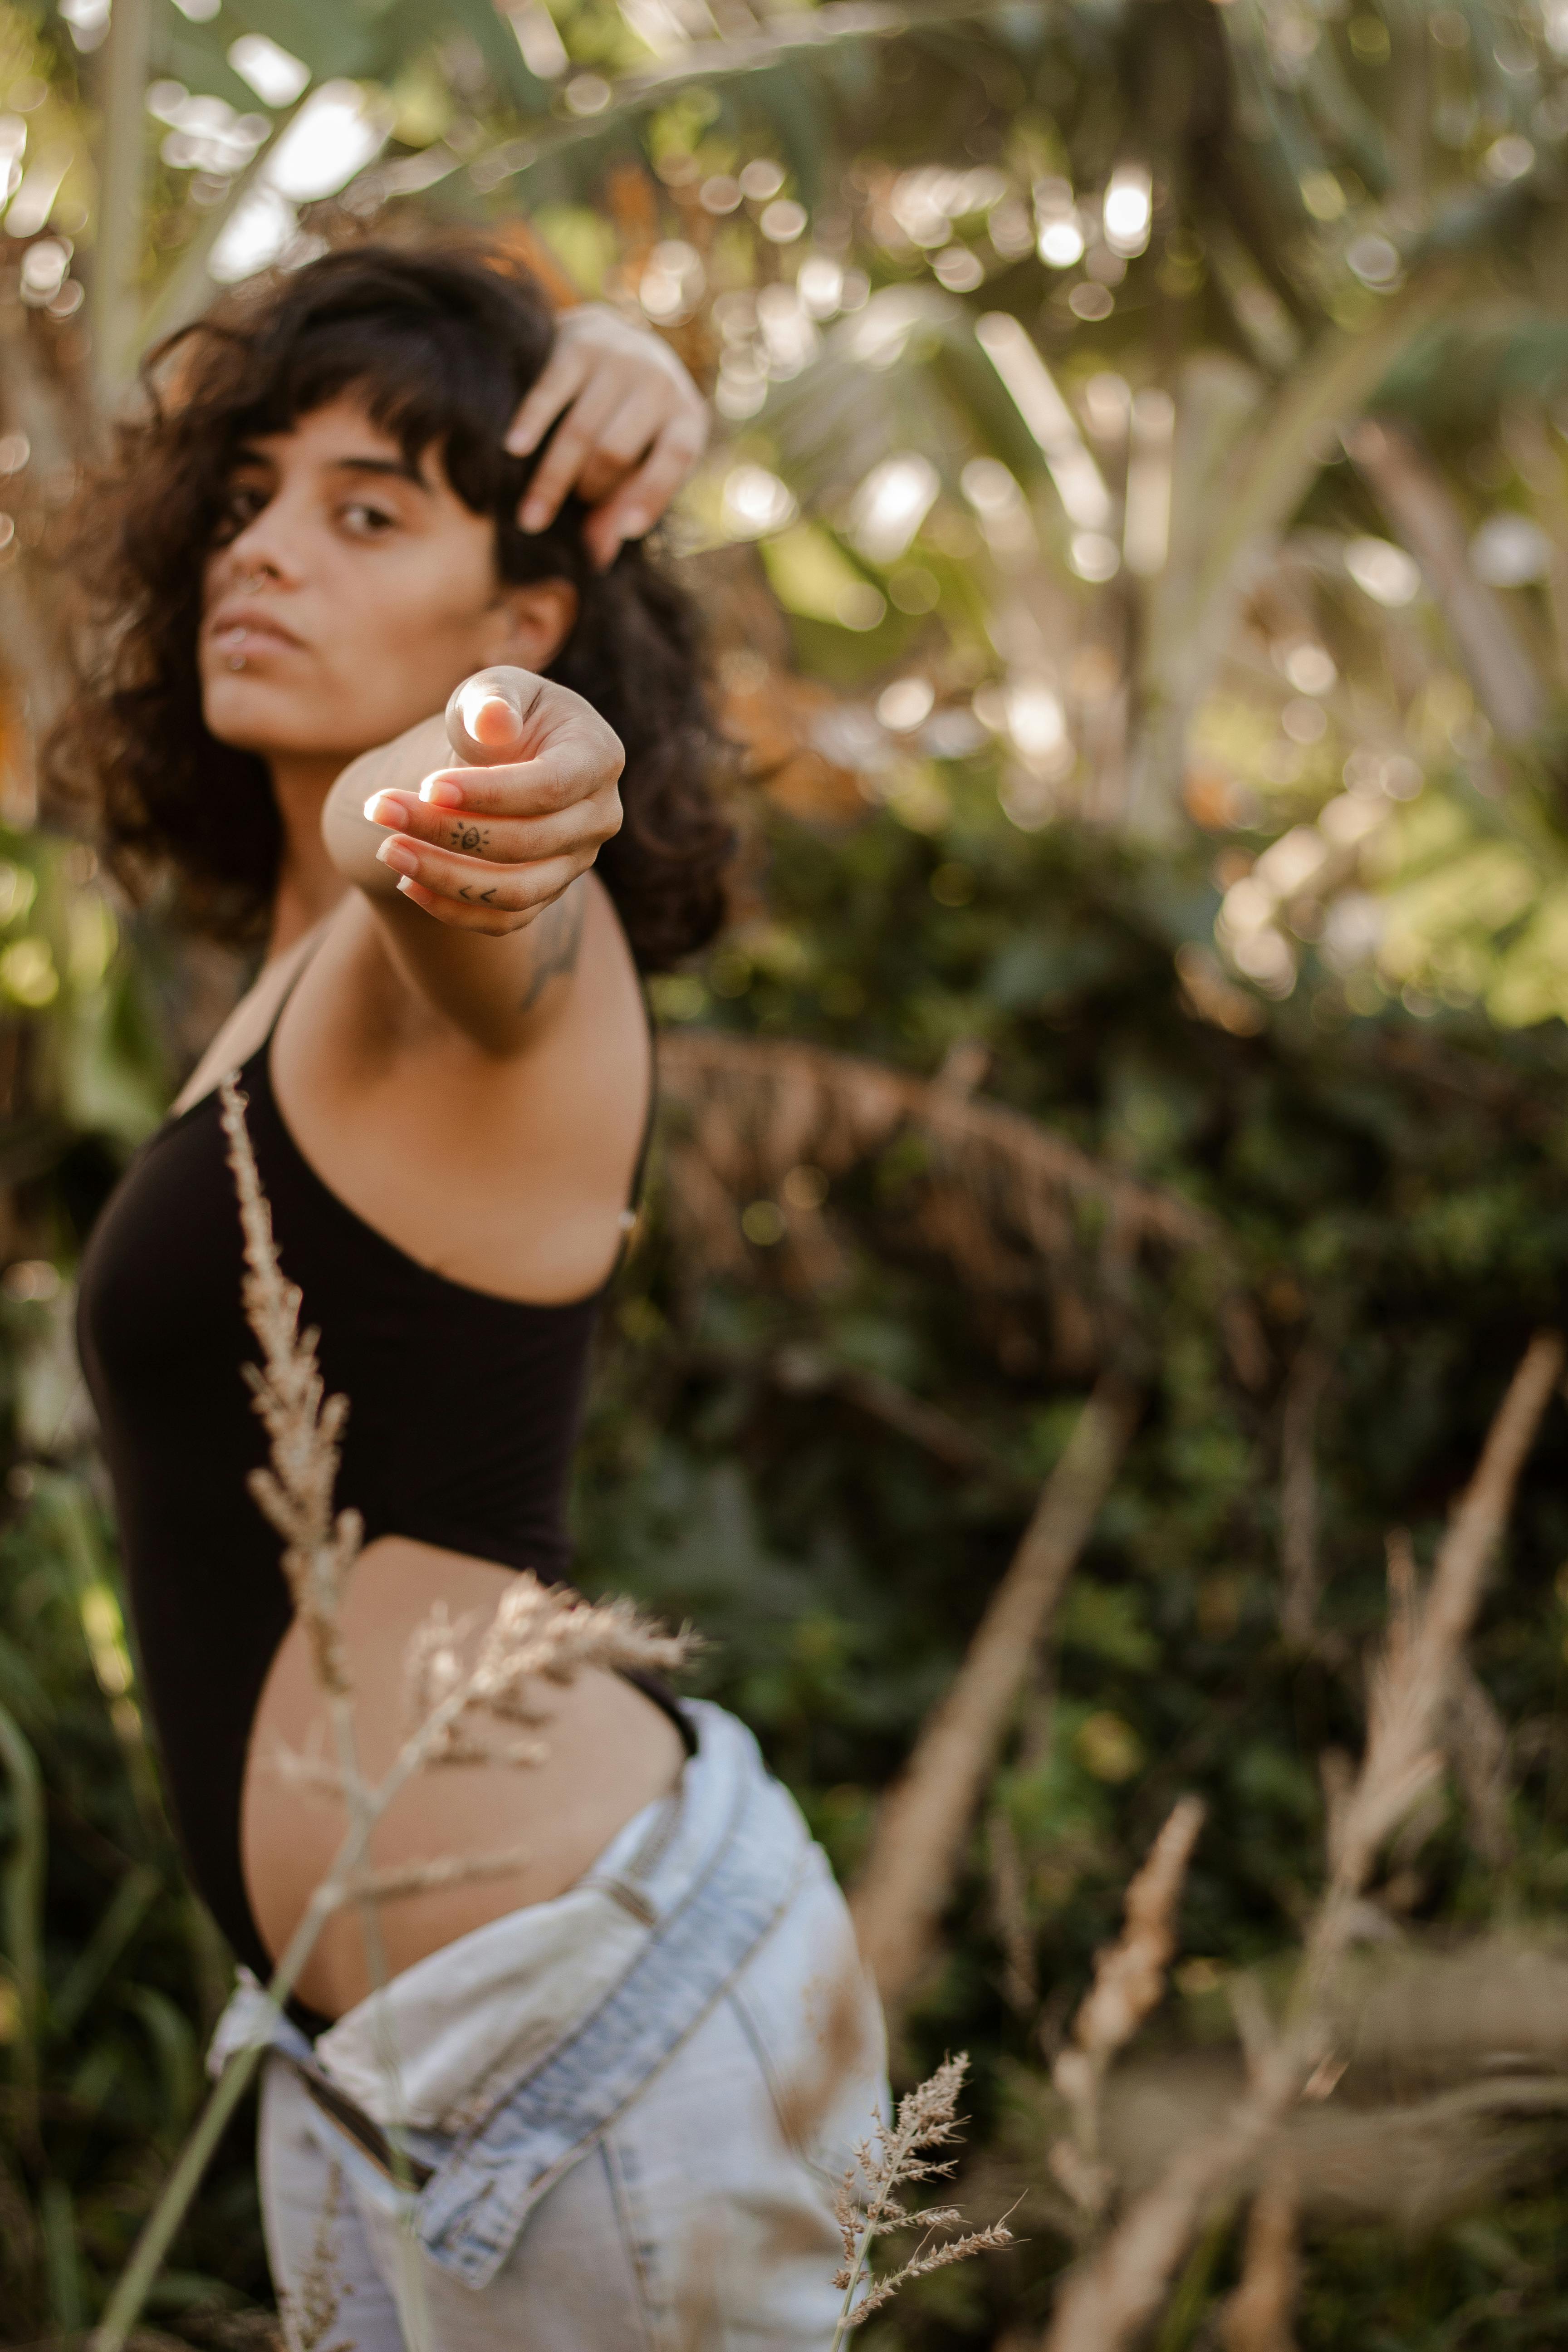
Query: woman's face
199 395 570 767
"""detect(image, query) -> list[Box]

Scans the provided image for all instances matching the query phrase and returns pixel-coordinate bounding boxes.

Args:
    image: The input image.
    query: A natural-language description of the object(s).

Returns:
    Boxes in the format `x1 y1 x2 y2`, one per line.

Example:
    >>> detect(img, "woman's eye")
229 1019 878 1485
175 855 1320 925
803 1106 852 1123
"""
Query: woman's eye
341 502 397 537
220 485 266 534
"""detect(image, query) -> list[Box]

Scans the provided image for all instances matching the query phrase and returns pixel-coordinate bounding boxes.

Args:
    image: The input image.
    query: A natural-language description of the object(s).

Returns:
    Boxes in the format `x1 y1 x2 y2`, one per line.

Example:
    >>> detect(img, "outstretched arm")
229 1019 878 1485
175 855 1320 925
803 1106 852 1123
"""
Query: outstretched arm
321 666 625 1056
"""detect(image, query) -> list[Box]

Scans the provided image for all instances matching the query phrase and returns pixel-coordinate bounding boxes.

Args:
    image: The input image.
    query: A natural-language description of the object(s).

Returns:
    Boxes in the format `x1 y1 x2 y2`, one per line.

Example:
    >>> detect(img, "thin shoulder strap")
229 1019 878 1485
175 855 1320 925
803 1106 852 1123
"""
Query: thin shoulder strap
263 924 331 1044
163 925 330 1129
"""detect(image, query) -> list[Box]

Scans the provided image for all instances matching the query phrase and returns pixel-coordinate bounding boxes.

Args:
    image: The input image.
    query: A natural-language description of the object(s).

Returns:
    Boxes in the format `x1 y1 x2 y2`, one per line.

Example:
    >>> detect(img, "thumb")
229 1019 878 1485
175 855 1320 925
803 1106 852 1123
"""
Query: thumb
445 670 538 764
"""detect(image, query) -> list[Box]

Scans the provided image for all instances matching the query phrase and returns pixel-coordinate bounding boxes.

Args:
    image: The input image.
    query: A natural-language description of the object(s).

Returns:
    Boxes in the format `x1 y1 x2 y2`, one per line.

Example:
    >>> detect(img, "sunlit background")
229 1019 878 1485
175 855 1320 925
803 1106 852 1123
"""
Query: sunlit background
0 0 1561 1042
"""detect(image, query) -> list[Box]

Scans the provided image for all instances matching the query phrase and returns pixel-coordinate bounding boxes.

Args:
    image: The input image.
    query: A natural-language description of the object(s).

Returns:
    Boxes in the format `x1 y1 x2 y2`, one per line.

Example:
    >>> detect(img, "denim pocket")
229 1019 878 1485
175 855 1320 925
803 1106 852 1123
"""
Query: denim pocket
725 1848 888 2192
603 1986 853 2345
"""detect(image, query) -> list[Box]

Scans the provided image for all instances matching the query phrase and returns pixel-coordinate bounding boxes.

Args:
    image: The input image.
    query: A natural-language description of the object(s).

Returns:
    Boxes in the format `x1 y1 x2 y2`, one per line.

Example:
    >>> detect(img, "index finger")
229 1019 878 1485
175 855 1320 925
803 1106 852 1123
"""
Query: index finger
582 411 709 566
503 340 593 458
419 737 624 821
517 380 623 534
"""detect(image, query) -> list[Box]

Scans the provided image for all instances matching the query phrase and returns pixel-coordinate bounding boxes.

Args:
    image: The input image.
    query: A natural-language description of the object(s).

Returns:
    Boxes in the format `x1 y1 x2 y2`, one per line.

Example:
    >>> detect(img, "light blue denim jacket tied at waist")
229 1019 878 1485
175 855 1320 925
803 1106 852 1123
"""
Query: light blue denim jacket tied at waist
209 1701 818 2289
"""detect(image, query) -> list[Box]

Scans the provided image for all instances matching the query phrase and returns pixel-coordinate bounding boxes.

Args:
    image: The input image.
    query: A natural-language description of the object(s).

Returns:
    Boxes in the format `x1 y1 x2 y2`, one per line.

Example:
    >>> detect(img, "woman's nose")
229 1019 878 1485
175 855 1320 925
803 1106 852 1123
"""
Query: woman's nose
229 546 281 592
227 513 301 589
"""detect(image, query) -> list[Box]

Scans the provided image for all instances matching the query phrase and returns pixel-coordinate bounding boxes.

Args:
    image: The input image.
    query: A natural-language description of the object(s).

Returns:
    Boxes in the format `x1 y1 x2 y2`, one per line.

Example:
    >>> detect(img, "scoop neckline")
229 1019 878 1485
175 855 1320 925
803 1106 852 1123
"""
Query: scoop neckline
274 1029 619 1314
152 927 650 1313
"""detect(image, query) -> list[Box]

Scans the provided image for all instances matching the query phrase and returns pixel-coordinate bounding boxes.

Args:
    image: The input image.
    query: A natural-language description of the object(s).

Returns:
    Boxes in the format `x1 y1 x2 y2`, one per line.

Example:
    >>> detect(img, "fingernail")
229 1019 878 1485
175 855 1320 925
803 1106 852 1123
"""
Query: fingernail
621 510 647 538
505 428 535 456
419 773 465 807
363 792 404 826
519 499 546 532
377 839 419 876
459 686 518 745
396 875 419 897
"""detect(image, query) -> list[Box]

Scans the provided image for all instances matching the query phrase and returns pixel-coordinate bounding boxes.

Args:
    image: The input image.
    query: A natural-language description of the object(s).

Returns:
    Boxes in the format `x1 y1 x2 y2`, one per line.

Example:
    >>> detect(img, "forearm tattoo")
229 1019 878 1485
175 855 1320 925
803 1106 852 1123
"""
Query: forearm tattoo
519 889 586 1011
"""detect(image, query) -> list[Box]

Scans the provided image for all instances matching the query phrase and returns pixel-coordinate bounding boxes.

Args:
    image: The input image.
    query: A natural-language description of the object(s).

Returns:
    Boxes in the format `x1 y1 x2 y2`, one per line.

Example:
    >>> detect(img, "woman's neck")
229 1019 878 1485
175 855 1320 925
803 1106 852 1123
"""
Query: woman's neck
266 752 353 961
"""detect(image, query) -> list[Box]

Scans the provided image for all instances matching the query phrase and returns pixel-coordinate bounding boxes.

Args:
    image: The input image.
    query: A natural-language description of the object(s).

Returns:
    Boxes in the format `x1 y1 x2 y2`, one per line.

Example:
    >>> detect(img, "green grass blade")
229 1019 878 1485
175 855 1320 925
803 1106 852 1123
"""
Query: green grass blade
41 2176 85 2334
51 1865 161 2042
124 1984 201 2141
0 1695 45 2131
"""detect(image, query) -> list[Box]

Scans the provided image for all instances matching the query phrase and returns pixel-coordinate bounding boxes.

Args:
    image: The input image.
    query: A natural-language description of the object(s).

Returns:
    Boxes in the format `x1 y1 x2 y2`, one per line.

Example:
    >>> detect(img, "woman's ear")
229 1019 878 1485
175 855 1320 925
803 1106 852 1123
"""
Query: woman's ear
494 578 578 671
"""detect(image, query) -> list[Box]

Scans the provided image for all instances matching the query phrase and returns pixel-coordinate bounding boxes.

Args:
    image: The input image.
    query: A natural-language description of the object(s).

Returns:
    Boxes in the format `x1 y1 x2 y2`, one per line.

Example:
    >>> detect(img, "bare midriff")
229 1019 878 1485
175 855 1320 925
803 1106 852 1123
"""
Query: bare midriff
241 1535 687 2020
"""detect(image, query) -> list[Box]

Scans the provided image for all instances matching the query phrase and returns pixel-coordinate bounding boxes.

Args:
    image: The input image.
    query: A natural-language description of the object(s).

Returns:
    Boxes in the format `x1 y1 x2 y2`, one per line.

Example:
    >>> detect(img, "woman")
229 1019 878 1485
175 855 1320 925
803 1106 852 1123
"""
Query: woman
64 243 885 2350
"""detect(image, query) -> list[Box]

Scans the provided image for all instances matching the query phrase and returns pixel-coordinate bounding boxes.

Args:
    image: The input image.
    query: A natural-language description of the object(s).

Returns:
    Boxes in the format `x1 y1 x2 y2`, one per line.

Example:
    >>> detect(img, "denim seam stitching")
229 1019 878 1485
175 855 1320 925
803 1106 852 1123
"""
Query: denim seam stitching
598 2129 662 2347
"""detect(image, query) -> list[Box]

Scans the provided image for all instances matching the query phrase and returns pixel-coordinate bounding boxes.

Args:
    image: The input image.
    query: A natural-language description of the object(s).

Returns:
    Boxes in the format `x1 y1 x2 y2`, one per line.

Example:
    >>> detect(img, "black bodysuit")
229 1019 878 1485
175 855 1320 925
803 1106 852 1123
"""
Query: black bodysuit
77 1002 647 1987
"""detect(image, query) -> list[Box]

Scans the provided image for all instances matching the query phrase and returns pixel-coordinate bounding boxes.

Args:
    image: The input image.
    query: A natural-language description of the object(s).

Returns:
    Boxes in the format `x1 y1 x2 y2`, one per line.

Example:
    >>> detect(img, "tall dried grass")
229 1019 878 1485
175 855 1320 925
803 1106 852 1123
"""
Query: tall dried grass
1035 1331 1563 2351
829 2055 1014 2343
1049 1796 1206 2230
83 1083 1565 2352
1218 2172 1300 2352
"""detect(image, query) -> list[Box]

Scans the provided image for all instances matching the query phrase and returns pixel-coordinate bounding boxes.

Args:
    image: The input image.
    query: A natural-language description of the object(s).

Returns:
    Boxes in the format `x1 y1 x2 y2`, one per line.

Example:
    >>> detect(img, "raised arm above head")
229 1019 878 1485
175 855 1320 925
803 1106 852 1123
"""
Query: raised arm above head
505 303 709 569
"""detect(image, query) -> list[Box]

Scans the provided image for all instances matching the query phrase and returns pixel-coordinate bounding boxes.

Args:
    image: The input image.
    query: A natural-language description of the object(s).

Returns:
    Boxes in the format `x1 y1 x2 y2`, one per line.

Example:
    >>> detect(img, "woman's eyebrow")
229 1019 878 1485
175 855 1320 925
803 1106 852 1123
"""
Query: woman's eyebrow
327 454 430 489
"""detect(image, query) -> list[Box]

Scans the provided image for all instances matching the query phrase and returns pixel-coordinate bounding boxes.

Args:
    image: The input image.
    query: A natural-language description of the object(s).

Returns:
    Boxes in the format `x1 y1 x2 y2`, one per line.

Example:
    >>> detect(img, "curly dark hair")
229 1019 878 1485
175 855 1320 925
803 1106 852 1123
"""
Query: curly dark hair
44 240 732 970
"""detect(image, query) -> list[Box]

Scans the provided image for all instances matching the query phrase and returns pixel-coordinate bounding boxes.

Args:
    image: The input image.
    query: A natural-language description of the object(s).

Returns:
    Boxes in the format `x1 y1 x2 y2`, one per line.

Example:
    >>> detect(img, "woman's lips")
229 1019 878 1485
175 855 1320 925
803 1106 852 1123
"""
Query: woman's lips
207 604 303 655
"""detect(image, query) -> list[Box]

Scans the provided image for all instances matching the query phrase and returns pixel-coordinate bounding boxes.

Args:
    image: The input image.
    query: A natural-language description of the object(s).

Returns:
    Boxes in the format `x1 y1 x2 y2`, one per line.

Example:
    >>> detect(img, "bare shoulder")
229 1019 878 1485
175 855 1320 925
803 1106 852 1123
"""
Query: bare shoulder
272 875 650 1302
283 875 649 1138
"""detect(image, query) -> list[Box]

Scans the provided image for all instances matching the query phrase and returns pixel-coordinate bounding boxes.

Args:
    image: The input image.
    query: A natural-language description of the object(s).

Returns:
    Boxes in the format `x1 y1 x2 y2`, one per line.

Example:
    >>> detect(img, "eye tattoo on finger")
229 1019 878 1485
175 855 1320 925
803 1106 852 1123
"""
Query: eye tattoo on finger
449 823 491 853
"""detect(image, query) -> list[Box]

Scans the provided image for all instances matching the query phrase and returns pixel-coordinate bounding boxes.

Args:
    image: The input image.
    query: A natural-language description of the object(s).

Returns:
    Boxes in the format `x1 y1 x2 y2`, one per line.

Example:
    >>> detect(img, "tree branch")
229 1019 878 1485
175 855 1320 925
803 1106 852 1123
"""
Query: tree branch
850 1373 1141 2008
1347 416 1545 744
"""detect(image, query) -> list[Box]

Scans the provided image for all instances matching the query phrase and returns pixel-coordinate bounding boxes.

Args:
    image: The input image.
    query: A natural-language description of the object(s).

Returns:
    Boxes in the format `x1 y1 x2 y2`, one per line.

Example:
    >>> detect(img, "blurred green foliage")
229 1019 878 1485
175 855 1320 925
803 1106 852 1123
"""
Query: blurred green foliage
578 782 1568 2348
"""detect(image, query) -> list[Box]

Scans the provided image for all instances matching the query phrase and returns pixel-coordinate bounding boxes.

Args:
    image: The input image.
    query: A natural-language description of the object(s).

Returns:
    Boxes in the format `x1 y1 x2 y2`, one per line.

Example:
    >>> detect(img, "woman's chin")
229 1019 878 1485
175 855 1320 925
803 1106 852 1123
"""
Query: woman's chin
201 676 352 761
202 671 285 749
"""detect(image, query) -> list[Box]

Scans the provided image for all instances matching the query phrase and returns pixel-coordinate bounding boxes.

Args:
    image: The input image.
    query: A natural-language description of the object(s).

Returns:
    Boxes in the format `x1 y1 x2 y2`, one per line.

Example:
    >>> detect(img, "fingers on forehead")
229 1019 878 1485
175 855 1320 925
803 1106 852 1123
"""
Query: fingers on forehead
514 341 591 415
604 412 708 524
611 440 693 519
664 400 709 451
